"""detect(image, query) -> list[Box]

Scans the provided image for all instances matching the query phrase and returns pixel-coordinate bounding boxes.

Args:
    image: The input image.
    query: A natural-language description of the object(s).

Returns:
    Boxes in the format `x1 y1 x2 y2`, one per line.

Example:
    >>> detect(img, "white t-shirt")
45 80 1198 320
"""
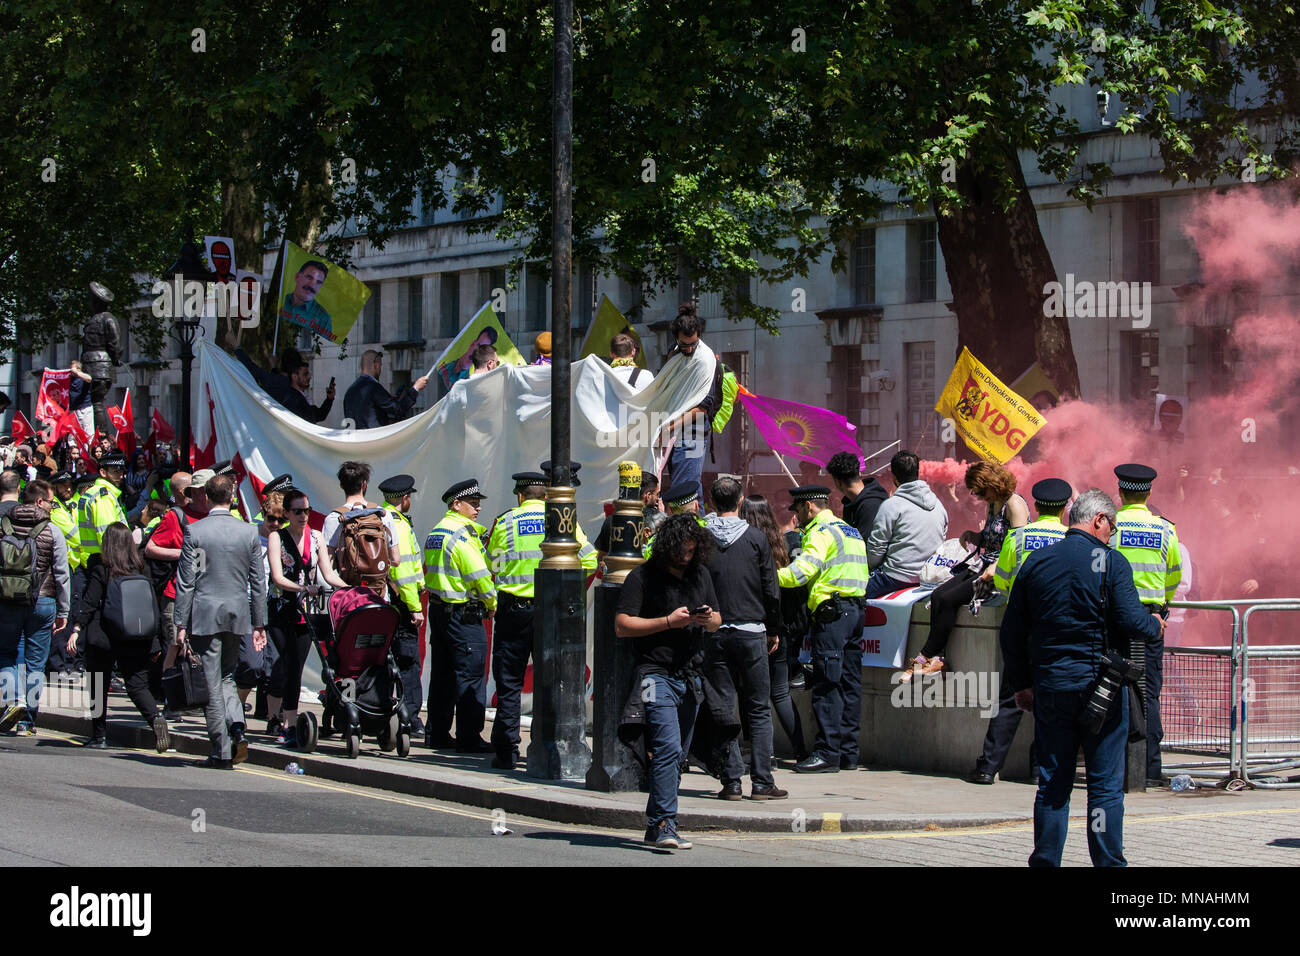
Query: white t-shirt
322 505 397 550
610 364 654 390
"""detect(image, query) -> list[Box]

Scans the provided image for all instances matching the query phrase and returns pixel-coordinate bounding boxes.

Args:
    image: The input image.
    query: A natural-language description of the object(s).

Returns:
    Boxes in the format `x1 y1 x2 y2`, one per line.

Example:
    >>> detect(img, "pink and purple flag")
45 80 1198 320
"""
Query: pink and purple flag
736 388 863 468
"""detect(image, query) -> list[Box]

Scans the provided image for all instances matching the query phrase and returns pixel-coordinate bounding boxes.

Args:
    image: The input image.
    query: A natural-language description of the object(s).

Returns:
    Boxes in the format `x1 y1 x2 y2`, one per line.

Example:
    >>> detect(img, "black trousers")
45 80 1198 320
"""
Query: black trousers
489 595 535 757
85 643 159 738
426 602 487 743
46 569 85 674
703 630 774 787
976 679 1036 778
392 603 423 726
770 645 807 760
810 605 866 764
920 566 980 659
268 615 313 713
1146 629 1164 778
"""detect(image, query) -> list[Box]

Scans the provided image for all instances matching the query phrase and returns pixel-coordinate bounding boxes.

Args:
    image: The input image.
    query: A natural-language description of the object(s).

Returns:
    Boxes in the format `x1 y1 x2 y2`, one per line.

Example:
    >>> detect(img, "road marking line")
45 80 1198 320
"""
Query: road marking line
33 726 1300 844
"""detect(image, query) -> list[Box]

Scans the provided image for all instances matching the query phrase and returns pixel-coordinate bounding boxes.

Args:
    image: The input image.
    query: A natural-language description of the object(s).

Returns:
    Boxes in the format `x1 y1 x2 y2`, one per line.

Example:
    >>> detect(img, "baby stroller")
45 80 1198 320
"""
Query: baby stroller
296 586 412 759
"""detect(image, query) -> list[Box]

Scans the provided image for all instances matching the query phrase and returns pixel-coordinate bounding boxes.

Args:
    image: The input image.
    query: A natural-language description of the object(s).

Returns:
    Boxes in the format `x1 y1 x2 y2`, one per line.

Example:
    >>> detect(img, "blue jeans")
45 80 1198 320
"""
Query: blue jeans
668 429 708 504
864 569 913 599
0 596 57 719
1030 686 1129 867
644 672 702 826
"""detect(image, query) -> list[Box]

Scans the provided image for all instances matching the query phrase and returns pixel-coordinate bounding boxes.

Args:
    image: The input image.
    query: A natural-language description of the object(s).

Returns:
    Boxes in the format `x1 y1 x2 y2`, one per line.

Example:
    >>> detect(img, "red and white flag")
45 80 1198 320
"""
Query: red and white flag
106 390 135 457
35 369 73 425
11 410 35 445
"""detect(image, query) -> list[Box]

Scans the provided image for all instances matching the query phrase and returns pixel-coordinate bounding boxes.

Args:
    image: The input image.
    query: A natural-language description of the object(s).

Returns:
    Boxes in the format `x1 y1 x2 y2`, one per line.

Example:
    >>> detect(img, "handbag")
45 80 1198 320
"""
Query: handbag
162 647 209 710
918 538 977 588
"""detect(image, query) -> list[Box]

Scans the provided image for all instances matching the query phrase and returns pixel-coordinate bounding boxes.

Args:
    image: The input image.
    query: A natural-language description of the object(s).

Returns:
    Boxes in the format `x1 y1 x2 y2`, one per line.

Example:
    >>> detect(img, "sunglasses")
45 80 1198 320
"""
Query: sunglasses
289 507 311 515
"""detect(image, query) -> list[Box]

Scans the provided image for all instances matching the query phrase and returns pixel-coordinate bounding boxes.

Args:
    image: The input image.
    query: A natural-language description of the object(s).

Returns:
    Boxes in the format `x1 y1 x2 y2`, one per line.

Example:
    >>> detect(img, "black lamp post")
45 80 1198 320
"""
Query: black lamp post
165 241 213 464
527 0 590 781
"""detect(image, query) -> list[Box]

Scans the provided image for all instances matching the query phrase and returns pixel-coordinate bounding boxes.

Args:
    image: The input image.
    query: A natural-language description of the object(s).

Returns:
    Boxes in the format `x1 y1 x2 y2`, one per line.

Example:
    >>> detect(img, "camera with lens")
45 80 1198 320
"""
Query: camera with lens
1083 650 1143 734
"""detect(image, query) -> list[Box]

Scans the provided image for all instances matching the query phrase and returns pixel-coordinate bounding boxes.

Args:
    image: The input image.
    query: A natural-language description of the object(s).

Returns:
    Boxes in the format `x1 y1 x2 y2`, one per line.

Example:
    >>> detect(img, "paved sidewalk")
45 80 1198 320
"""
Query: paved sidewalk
32 688 1300 835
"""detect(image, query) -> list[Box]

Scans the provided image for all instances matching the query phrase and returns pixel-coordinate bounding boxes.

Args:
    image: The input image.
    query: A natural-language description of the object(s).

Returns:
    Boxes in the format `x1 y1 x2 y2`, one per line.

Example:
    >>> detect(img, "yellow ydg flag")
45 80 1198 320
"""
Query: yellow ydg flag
579 294 646 369
936 347 1047 464
431 301 524 389
275 241 370 345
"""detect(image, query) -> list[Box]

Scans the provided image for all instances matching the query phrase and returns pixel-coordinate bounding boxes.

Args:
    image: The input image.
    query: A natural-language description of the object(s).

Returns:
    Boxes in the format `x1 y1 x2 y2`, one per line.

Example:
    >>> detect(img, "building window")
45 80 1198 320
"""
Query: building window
363 282 382 343
527 264 548 332
1120 330 1159 404
853 228 876 306
404 277 423 340
830 345 865 433
577 263 596 330
916 221 937 301
1127 197 1161 285
905 341 938 459
731 274 751 316
1190 326 1234 395
718 351 749 474
439 272 460 338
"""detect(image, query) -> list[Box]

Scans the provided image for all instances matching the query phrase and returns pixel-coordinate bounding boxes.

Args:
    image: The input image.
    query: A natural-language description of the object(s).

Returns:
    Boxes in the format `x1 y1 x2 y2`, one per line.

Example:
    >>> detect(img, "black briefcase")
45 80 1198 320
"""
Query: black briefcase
162 650 209 710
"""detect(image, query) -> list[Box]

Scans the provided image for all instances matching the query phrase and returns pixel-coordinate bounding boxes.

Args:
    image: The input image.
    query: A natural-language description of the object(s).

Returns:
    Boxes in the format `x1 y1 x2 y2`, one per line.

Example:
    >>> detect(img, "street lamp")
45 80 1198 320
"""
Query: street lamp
165 241 213 464
527 0 591 781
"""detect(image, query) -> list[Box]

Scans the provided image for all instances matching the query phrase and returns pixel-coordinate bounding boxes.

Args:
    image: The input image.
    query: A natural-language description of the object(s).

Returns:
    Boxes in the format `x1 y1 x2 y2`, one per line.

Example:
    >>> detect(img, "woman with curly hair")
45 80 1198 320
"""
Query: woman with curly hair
899 461 1028 681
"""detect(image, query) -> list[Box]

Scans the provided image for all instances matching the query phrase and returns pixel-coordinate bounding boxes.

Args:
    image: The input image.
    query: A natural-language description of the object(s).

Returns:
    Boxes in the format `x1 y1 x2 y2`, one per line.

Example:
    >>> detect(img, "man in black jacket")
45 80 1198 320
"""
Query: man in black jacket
826 450 889 540
702 476 786 800
1000 488 1164 867
343 349 429 429
229 330 334 424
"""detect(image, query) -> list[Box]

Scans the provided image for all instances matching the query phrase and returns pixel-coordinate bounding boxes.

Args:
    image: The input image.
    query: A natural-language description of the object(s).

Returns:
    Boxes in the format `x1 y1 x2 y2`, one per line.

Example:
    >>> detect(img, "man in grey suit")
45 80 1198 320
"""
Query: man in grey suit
174 472 267 769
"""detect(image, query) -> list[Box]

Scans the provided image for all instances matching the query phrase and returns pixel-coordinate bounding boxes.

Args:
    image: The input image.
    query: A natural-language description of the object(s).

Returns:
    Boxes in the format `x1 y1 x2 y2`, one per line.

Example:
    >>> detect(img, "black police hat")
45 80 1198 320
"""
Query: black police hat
51 470 74 485
540 459 582 487
663 481 701 508
379 474 417 500
1114 463 1157 492
262 473 294 498
788 484 832 508
512 471 548 492
442 478 486 505
213 458 235 476
1031 478 1072 508
74 473 98 490
99 450 127 470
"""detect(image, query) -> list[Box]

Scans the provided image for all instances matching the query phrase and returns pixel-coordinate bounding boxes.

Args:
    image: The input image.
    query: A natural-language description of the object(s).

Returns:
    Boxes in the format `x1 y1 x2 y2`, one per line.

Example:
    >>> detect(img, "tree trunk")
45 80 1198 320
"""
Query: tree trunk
220 143 272 367
935 145 1080 399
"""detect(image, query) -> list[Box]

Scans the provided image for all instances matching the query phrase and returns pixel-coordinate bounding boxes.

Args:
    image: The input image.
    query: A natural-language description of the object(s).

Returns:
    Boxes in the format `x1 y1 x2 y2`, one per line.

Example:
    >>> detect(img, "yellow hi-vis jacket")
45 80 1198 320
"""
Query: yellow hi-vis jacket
384 502 425 613
993 515 1068 593
777 509 869 612
488 499 597 598
1113 502 1182 606
423 509 496 612
77 478 126 559
50 497 81 572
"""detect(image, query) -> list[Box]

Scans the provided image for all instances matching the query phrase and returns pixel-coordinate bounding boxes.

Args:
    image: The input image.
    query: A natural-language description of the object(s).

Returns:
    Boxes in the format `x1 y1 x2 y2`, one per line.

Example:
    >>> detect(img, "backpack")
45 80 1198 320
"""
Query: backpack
0 514 49 606
334 506 391 596
103 574 159 644
711 362 739 434
140 506 186 598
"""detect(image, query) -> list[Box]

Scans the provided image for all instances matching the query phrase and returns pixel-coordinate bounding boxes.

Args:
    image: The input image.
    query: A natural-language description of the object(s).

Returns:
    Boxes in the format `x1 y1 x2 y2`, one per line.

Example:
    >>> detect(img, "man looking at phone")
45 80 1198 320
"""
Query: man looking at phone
615 514 721 850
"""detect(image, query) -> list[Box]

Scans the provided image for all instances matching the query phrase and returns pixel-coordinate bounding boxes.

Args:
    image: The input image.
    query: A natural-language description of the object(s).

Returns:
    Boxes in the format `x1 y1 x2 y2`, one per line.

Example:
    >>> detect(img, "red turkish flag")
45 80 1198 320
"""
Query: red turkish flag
11 411 35 444
36 369 74 425
106 389 136 457
150 408 175 443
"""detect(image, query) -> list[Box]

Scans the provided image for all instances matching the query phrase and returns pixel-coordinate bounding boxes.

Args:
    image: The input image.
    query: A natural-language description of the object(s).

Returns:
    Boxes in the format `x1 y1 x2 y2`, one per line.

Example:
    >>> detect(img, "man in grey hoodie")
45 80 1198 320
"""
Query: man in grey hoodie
866 451 949 598
701 476 786 800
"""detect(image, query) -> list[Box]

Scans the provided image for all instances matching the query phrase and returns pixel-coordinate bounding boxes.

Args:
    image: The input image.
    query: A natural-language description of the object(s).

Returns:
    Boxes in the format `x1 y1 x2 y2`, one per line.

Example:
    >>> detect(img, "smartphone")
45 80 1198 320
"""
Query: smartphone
691 605 709 616
329 376 336 387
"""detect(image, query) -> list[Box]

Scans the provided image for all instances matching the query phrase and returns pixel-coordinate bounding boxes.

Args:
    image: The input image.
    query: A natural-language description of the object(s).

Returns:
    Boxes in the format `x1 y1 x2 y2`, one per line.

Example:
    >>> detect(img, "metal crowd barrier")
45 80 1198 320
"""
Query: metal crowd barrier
1159 599 1300 789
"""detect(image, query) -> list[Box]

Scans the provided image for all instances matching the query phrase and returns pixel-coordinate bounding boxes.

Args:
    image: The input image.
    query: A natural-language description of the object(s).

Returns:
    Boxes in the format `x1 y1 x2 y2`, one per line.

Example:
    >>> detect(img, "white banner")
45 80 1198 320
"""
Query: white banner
861 586 933 668
195 338 716 539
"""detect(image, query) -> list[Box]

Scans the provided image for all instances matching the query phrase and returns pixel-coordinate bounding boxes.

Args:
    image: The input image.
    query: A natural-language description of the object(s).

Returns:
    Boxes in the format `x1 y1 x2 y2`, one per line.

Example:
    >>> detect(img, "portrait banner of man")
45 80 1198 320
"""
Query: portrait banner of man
274 240 371 345
204 235 238 284
431 300 526 389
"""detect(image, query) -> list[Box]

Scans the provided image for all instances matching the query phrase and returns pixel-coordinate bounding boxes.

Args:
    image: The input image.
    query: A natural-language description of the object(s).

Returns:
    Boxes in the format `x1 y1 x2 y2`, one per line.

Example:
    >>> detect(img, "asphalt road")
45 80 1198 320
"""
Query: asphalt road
4 729 1300 868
